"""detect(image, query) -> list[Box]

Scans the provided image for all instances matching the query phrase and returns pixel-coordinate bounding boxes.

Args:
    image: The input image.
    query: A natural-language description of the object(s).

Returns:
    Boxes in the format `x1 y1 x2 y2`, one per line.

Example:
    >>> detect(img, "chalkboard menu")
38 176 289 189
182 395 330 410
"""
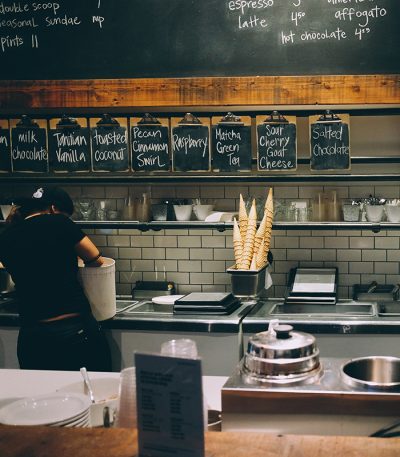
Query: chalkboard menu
10 116 48 173
172 115 210 172
309 113 351 171
0 1 398 79
130 115 170 172
48 117 91 173
256 114 297 171
211 114 252 172
90 116 129 172
0 120 11 173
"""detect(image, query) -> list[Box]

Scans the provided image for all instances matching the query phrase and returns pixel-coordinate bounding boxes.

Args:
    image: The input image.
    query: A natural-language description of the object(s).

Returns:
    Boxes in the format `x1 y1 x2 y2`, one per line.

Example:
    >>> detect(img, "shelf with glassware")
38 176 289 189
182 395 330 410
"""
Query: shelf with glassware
1 220 398 233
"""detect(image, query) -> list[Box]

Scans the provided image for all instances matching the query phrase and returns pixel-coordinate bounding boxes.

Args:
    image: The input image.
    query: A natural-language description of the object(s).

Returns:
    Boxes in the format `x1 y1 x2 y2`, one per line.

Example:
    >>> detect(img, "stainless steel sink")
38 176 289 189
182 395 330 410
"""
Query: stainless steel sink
123 301 173 314
115 300 139 314
377 302 400 316
270 303 375 316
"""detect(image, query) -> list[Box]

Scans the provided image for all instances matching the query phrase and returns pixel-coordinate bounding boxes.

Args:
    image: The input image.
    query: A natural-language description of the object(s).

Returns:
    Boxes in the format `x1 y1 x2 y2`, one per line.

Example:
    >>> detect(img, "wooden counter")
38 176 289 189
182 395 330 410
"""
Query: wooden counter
0 425 399 457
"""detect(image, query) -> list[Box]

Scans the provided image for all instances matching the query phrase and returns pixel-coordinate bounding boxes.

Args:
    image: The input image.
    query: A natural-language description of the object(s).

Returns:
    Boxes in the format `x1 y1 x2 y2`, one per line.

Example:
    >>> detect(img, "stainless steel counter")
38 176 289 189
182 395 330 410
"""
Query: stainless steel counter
107 298 254 333
2 296 400 334
242 299 400 334
221 356 400 436
0 297 253 333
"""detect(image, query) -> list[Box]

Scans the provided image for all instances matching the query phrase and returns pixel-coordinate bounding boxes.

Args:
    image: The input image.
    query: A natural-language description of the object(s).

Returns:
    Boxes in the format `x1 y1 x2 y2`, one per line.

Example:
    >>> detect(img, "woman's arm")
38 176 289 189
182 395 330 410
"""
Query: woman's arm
75 236 104 267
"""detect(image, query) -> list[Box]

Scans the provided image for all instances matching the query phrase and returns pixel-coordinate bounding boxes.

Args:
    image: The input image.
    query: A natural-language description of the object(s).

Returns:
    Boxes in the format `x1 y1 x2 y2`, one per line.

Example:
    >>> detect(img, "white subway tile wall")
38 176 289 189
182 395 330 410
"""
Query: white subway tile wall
3 182 400 297
69 184 400 298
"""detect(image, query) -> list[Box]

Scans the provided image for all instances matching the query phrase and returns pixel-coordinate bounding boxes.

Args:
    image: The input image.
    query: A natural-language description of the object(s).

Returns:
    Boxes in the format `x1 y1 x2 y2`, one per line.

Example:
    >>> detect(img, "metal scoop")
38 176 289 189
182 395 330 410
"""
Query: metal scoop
80 367 95 404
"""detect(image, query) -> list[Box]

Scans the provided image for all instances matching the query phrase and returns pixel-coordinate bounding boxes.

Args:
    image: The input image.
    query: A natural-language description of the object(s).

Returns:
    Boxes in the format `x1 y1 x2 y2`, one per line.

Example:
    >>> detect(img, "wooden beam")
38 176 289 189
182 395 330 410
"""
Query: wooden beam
0 75 399 110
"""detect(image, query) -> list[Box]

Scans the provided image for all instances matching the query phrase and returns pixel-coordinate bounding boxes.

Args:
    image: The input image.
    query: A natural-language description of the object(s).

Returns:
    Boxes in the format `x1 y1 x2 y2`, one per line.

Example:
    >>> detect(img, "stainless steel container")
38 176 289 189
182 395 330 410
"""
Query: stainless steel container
341 356 400 391
226 264 267 297
242 324 321 385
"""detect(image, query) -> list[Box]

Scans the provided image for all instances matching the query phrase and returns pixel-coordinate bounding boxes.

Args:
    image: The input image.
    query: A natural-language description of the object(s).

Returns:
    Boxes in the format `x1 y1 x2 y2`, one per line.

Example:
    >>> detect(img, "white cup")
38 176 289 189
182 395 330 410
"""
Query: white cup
161 338 198 359
385 204 400 223
365 204 384 222
193 204 214 221
173 205 192 221
115 367 137 428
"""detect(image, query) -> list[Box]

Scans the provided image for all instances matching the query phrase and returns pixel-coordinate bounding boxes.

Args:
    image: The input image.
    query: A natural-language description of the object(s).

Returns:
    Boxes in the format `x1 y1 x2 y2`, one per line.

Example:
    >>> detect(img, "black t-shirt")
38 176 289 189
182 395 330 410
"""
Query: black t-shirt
0 213 91 324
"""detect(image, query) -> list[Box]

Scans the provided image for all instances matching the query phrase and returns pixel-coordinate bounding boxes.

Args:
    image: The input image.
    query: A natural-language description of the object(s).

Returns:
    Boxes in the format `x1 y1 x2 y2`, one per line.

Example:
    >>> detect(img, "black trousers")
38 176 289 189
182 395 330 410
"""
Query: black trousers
17 313 112 372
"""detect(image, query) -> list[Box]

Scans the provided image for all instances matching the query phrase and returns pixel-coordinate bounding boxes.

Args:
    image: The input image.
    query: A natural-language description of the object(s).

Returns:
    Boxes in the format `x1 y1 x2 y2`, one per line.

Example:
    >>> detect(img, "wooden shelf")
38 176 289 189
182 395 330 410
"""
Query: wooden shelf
0 173 400 185
1 75 399 110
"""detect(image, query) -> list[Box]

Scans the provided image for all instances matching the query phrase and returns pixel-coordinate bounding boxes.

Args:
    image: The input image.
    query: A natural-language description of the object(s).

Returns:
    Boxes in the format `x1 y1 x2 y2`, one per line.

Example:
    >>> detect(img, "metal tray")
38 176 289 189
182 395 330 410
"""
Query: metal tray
353 284 398 302
270 303 375 317
377 302 400 317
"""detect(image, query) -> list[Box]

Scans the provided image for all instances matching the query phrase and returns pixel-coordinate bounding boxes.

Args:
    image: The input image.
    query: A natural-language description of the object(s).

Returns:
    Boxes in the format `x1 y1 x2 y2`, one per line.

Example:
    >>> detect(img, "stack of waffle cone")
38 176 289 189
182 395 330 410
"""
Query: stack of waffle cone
254 212 267 257
237 199 257 270
238 194 248 242
263 188 274 258
233 218 243 268
256 239 267 269
233 188 274 270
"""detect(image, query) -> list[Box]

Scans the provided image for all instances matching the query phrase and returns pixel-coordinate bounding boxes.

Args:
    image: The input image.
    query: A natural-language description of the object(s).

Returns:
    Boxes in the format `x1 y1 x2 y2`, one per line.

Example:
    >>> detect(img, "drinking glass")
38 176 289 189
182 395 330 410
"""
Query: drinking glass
161 338 198 359
115 367 137 428
78 199 94 221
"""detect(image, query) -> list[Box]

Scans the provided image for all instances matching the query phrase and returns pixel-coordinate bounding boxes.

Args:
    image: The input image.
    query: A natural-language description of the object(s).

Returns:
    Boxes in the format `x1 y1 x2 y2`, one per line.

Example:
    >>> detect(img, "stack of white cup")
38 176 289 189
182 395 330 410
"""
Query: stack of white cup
115 367 137 428
160 338 198 358
160 338 208 429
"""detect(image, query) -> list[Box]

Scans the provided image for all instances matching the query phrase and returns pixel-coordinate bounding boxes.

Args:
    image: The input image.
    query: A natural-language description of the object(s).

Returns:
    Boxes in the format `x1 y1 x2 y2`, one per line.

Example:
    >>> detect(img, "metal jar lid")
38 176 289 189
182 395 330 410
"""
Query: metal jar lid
247 324 317 359
242 324 321 380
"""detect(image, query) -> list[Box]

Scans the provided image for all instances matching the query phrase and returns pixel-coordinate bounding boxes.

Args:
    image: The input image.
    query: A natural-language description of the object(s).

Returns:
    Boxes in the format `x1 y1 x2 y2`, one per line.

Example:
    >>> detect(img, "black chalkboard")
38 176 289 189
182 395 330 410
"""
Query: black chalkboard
48 118 91 173
212 118 252 172
90 117 129 172
172 120 210 172
0 122 11 172
256 115 297 171
131 121 170 172
310 114 351 171
10 118 48 173
0 1 399 79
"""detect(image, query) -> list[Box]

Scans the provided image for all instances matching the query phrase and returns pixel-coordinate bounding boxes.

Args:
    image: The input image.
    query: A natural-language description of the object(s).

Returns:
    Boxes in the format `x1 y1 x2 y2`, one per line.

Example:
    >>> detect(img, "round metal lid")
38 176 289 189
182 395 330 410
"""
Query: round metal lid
247 324 318 359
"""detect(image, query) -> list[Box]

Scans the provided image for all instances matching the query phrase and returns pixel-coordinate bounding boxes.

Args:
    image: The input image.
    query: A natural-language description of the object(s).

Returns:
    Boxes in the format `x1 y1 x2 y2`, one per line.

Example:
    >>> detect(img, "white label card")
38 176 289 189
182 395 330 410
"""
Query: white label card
135 353 204 457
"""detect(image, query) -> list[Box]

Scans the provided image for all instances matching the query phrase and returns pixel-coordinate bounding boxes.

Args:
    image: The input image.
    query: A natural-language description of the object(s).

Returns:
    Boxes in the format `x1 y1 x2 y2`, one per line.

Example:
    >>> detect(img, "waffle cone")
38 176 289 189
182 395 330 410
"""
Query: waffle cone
256 239 265 268
264 188 274 215
254 212 267 256
250 253 257 270
238 194 248 242
241 200 257 269
263 188 274 257
233 219 243 267
256 239 266 269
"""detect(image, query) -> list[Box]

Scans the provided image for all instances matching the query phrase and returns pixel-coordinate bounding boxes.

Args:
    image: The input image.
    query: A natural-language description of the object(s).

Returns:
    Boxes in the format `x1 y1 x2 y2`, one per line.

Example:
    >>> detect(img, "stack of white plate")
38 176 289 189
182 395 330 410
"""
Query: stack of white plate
0 393 91 427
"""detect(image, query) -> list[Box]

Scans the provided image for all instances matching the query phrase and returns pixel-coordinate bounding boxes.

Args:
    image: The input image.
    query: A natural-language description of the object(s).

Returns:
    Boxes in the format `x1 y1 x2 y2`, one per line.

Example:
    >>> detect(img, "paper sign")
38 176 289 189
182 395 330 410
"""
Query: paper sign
135 353 204 457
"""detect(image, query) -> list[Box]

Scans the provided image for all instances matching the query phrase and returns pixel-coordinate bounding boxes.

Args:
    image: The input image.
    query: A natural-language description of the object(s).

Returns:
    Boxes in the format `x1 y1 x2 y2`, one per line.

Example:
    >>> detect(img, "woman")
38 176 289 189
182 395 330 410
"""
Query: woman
0 186 112 371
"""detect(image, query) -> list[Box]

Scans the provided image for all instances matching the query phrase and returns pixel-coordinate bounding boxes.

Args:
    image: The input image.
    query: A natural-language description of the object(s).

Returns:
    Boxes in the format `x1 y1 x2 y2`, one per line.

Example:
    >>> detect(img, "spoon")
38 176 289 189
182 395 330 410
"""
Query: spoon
80 367 95 404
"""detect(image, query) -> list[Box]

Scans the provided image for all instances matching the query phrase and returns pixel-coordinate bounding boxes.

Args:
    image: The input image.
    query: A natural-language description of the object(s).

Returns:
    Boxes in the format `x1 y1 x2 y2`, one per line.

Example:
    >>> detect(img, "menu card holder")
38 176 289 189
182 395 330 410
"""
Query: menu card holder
256 111 297 171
